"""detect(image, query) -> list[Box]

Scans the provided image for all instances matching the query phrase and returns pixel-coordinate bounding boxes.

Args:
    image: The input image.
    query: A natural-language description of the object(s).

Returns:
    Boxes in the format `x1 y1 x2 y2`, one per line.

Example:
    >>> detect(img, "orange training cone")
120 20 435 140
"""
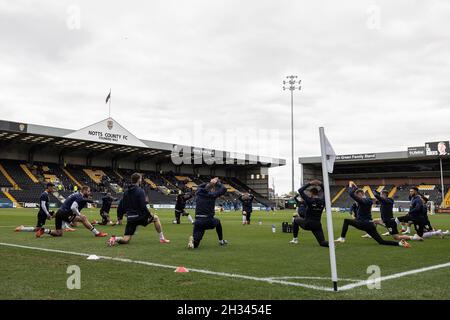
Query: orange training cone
174 266 189 273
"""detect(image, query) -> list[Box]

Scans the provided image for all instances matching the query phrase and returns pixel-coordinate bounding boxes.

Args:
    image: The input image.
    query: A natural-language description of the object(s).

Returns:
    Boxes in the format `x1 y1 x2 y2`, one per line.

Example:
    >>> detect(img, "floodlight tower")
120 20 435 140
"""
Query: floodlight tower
283 75 301 194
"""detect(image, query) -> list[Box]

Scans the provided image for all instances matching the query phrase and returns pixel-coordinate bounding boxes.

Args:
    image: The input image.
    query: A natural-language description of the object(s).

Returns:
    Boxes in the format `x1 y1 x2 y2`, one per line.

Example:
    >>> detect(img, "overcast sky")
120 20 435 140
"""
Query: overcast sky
1 0 449 194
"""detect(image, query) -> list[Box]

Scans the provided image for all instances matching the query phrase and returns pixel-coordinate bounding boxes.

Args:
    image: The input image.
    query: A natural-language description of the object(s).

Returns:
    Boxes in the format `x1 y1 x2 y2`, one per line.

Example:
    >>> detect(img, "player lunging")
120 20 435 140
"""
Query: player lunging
372 189 419 242
290 180 329 247
36 186 107 238
335 182 410 248
188 177 228 249
107 173 170 246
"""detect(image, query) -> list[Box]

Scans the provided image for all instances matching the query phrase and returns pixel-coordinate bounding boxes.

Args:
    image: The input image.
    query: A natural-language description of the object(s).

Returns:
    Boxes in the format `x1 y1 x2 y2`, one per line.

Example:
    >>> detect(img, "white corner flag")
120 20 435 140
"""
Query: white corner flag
324 133 336 174
319 127 338 291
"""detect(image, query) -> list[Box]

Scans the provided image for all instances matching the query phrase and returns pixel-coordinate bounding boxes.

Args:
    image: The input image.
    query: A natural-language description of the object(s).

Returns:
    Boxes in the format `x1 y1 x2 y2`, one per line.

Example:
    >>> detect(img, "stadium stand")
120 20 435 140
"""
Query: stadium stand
0 159 273 208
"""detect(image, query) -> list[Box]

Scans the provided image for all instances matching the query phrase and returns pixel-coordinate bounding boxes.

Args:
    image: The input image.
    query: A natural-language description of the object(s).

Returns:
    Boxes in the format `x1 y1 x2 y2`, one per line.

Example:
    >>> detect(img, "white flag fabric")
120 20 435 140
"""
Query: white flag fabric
324 133 336 173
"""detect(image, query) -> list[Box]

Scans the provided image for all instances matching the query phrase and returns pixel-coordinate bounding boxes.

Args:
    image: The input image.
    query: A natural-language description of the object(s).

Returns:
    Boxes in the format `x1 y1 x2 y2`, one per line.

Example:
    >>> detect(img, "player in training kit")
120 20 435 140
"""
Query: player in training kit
15 183 55 233
239 192 255 225
173 192 194 224
395 187 426 240
335 182 410 248
92 193 118 226
289 180 329 247
107 173 170 246
187 177 228 249
36 186 108 238
372 189 418 241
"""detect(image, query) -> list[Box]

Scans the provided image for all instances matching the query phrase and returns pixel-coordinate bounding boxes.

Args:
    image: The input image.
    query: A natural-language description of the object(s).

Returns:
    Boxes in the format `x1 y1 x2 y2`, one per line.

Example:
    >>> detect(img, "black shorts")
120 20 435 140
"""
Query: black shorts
124 213 154 236
193 217 220 241
55 209 75 230
384 219 399 235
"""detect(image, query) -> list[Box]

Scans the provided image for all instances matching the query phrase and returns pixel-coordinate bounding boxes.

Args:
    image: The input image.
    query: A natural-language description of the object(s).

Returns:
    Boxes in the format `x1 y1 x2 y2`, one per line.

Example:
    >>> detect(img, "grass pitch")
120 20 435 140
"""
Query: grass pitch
0 208 449 300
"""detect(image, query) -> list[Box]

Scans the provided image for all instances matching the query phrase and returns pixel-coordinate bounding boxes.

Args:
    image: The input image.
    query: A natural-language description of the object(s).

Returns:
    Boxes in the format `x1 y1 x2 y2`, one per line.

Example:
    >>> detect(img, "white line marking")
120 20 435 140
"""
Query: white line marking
338 261 450 291
0 242 335 292
2 242 449 292
267 276 361 283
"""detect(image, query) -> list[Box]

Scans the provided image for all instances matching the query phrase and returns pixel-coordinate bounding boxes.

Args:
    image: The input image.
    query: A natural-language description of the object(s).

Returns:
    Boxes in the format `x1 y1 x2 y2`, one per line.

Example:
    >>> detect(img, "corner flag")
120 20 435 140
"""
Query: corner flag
319 127 338 291
324 133 336 173
105 90 111 104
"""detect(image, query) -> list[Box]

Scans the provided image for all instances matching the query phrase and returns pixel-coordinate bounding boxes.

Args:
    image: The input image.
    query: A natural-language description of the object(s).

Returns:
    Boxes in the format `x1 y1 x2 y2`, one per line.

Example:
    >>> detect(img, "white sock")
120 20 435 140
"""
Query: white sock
187 215 193 223
406 227 411 233
115 236 123 243
242 215 246 223
395 217 400 225
62 222 70 229
44 229 51 234
159 232 165 240
423 231 441 238
22 227 35 232
90 227 100 235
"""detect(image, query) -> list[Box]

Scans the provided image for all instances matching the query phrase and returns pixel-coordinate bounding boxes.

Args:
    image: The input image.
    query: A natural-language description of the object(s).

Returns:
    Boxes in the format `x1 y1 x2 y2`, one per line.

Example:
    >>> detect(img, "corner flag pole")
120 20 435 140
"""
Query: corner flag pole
319 127 338 292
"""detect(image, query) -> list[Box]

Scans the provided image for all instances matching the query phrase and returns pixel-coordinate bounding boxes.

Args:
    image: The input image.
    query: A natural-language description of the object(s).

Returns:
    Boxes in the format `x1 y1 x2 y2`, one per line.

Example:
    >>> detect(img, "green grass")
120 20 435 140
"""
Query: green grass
0 208 449 300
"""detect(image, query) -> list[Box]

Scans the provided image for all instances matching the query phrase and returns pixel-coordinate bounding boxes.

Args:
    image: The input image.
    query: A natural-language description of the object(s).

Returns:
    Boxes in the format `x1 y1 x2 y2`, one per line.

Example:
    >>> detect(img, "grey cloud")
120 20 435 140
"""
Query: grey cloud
0 0 449 193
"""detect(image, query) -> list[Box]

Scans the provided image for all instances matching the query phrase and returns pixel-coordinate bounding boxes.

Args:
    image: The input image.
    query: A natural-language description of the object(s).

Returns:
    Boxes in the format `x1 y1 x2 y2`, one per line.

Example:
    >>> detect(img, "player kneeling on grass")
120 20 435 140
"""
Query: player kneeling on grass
239 192 254 225
16 183 55 233
335 181 410 248
372 189 419 242
188 177 228 249
290 180 329 247
36 186 108 238
107 173 170 246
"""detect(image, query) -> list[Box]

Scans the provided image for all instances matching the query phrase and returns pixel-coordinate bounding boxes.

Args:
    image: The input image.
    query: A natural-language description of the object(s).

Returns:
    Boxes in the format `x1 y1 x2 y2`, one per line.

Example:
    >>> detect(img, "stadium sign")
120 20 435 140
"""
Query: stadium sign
425 141 449 156
23 202 38 208
408 146 426 157
335 153 376 161
64 117 147 148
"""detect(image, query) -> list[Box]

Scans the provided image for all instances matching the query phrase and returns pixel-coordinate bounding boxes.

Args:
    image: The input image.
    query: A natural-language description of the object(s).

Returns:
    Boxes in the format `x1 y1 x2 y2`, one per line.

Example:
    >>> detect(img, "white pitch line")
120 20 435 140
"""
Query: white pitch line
267 276 362 283
0 242 334 292
3 242 449 293
338 261 450 291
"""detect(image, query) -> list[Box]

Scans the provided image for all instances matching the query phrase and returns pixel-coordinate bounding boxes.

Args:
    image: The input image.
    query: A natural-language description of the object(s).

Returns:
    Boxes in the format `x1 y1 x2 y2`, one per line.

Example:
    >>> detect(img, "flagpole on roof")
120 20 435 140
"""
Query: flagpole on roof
319 126 338 292
108 88 111 118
